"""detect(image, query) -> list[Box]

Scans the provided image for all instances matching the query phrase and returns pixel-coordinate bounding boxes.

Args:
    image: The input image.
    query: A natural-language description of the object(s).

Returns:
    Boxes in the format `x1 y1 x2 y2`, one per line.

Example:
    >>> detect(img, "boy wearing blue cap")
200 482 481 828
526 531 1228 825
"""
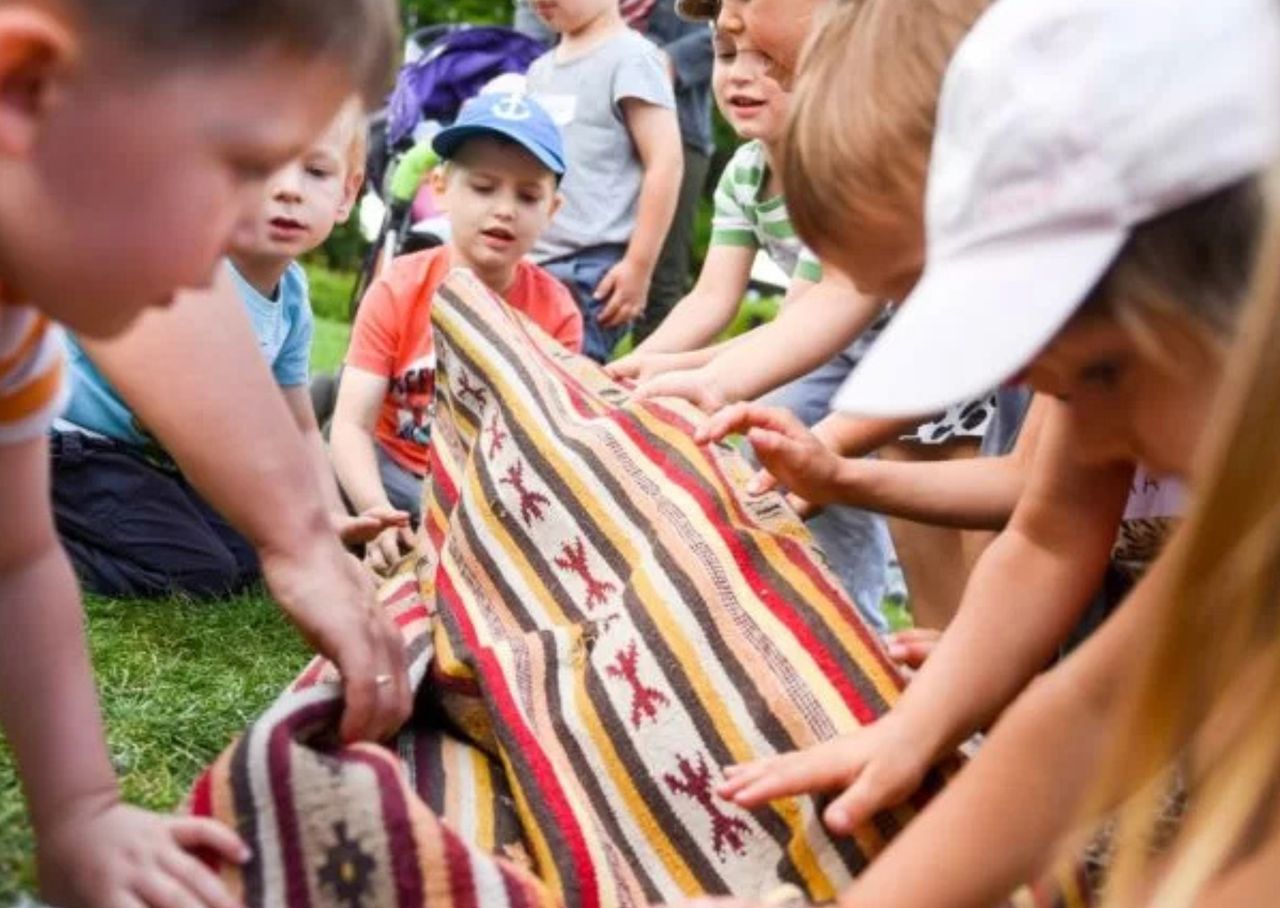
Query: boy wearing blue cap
331 92 585 573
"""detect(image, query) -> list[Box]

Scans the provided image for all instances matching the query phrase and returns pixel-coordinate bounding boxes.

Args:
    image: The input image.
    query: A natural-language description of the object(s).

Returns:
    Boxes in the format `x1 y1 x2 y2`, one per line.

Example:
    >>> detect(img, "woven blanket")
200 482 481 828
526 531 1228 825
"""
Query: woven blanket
189 270 1087 908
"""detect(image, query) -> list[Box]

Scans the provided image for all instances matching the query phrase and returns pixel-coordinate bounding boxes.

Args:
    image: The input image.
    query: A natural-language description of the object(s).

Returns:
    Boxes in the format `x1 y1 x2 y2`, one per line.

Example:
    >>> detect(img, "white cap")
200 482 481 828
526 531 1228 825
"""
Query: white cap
834 0 1280 419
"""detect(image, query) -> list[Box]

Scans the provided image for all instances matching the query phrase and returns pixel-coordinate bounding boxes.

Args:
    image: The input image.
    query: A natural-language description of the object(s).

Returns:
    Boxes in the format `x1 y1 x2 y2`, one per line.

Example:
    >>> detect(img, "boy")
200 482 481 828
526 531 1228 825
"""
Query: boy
0 2 407 906
331 92 585 574
526 0 684 362
52 101 406 599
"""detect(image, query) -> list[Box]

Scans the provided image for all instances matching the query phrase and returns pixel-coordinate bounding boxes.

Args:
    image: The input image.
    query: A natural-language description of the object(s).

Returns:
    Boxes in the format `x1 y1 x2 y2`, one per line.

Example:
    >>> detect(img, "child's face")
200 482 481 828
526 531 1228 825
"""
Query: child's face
1025 314 1218 478
436 137 561 283
228 101 364 265
0 14 351 338
712 32 790 143
716 0 826 86
531 0 616 34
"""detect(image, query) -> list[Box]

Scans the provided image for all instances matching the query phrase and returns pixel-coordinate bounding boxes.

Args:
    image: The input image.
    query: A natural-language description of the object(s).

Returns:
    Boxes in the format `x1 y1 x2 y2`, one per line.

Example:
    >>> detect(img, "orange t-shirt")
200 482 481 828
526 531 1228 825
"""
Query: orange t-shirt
346 247 584 476
0 302 67 445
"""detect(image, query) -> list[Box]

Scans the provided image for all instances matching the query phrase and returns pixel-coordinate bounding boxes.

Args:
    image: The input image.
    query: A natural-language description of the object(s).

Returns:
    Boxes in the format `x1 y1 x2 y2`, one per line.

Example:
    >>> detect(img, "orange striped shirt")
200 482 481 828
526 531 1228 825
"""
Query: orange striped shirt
0 302 67 444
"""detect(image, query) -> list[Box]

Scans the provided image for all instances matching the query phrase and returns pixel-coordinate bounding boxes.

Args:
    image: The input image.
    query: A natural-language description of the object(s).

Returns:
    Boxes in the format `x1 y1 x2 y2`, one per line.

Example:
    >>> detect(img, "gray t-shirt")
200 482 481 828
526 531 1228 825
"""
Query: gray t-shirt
527 29 677 262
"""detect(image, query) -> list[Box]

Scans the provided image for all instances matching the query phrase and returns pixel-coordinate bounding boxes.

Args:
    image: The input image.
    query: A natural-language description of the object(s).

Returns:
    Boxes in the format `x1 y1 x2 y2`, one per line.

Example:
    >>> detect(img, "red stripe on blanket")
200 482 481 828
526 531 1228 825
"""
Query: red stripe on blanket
603 408 884 723
346 748 426 906
269 701 336 908
442 818 479 908
437 567 601 908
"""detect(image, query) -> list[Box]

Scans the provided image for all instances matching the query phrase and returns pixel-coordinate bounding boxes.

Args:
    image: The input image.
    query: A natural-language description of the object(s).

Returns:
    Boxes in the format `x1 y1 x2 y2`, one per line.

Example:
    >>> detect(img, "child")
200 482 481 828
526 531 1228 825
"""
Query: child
689 0 1279 906
51 101 406 599
526 0 684 362
0 2 405 906
608 28 893 629
331 92 585 574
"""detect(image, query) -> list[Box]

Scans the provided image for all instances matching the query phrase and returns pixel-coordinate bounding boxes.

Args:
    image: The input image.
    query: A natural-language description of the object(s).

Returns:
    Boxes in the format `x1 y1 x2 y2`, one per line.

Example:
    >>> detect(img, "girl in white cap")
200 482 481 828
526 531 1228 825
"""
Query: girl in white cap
677 0 1280 904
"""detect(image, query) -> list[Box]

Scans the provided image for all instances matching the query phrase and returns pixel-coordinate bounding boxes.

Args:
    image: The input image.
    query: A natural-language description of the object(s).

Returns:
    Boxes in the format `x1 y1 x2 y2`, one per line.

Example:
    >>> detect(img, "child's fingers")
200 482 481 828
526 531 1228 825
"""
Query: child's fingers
787 494 819 519
169 816 250 865
135 870 206 908
822 762 917 835
593 267 619 302
156 848 244 908
723 742 861 808
885 629 943 669
747 468 779 496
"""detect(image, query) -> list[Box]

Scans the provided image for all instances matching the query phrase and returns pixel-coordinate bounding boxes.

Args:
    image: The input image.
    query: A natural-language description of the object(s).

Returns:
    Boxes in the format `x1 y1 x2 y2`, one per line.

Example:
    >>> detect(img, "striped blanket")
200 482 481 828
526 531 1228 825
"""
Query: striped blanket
189 270 1088 908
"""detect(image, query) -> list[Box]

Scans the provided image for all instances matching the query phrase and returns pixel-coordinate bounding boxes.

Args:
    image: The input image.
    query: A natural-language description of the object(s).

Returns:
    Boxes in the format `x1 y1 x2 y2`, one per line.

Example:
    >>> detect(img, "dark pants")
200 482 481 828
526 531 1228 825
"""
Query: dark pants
51 431 260 600
634 147 713 345
541 244 629 363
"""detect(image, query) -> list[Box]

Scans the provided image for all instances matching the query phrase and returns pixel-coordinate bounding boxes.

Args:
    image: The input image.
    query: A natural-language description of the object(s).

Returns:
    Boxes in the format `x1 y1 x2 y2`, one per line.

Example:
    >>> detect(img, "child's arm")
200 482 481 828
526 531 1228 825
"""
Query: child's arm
698 402 1034 530
281 385 408 546
719 403 1132 829
625 244 757 357
329 368 416 573
0 438 248 908
79 271 410 743
596 98 684 329
834 542 1175 908
700 397 1048 529
635 268 882 412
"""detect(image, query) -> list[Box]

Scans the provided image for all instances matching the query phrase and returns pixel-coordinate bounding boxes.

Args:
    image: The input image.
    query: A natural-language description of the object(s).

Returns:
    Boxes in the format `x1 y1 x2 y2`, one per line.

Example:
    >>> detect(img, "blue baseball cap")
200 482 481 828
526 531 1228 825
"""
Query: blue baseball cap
432 92 566 177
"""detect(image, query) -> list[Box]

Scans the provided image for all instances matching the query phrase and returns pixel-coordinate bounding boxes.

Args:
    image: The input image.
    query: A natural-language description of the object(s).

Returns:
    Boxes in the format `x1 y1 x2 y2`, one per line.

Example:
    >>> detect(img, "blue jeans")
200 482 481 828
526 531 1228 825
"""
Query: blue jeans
760 341 893 635
541 245 630 364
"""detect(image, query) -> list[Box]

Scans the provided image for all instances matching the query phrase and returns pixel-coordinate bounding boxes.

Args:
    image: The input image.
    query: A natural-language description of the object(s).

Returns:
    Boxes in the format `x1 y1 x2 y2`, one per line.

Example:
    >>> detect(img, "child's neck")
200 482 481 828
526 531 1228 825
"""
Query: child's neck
230 252 292 300
448 244 519 298
761 139 785 199
557 7 625 59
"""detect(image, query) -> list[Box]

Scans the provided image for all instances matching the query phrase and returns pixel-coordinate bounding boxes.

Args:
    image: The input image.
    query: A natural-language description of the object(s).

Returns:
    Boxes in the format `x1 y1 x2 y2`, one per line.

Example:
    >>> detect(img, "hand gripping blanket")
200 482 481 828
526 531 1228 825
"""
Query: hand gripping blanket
189 271 1090 908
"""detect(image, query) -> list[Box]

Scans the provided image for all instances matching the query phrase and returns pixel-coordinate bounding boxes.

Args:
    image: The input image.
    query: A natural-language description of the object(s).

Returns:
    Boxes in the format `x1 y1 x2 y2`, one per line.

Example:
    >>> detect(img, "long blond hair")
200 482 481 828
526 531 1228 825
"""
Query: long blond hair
1094 172 1280 907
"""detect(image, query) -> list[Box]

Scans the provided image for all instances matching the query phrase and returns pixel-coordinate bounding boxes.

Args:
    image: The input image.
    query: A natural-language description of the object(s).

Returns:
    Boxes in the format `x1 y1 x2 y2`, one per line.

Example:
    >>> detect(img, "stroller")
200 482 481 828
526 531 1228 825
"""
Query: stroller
350 24 548 317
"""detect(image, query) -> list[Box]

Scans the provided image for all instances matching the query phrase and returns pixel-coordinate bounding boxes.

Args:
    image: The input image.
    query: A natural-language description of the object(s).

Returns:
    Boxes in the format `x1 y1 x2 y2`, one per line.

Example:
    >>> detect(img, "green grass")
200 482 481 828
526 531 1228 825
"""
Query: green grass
0 592 309 902
312 316 352 375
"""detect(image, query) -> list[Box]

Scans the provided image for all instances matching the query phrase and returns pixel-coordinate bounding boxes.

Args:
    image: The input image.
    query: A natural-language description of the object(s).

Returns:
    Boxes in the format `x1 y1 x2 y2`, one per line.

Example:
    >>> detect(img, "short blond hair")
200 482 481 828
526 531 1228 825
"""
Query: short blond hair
783 0 993 262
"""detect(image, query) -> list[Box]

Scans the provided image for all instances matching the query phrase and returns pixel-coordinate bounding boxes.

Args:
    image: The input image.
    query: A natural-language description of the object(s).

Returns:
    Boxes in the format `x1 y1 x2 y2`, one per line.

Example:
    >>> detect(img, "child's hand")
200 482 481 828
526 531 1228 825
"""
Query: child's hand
595 258 652 328
716 713 934 836
39 800 249 908
634 367 732 413
886 628 944 671
607 350 708 384
333 507 411 547
365 524 416 576
694 404 843 508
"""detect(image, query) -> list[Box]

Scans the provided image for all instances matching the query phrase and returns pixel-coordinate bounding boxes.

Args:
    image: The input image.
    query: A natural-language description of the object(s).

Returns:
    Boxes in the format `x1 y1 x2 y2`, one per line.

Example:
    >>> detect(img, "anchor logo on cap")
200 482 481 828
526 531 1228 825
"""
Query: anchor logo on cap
492 93 533 122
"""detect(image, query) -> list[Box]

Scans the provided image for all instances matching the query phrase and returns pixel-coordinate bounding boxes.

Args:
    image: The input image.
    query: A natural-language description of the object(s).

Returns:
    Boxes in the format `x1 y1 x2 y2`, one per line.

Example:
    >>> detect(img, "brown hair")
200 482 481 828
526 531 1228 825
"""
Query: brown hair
783 0 993 262
66 0 400 104
1088 171 1280 908
1076 179 1265 367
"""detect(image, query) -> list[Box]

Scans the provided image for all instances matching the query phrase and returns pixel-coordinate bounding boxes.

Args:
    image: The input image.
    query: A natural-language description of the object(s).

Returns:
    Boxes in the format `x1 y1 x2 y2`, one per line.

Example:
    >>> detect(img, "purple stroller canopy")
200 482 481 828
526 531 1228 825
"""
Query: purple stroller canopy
387 26 548 146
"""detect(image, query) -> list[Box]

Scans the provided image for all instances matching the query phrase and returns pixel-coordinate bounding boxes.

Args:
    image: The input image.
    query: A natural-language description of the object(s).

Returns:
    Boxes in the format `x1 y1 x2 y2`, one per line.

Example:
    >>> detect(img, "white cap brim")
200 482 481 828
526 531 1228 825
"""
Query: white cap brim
833 224 1130 419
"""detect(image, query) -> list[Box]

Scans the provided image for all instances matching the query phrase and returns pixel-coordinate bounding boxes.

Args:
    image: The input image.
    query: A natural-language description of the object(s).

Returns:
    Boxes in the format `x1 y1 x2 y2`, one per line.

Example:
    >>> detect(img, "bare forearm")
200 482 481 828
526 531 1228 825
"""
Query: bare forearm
829 453 1024 529
820 414 923 459
627 158 683 274
843 555 1173 907
331 421 395 514
705 284 879 403
302 425 347 517
634 292 740 355
0 546 117 836
81 272 335 560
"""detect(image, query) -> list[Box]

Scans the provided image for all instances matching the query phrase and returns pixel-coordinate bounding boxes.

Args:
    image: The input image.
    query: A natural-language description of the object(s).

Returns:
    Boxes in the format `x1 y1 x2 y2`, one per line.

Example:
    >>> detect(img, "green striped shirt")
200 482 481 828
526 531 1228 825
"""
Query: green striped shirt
711 140 823 283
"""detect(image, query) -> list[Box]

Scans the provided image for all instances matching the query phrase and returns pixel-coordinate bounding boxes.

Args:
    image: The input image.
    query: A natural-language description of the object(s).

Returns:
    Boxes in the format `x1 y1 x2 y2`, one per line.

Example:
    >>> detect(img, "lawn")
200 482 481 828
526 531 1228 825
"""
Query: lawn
0 317 351 903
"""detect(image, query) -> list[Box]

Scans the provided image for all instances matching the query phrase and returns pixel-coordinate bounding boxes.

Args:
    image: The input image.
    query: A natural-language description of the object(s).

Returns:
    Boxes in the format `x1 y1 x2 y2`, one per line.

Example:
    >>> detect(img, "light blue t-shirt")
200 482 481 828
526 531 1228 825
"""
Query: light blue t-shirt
60 260 314 449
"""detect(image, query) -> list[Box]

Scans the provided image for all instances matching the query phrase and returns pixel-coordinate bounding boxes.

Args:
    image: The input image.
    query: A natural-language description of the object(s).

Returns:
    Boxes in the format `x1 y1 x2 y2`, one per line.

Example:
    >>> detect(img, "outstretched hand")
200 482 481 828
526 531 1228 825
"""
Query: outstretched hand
333 506 410 547
633 367 732 413
716 714 934 836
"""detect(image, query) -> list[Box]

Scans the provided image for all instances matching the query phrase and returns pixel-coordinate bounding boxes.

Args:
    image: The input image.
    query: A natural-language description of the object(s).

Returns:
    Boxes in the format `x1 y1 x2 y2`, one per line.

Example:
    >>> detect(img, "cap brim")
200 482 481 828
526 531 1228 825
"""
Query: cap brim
432 124 565 176
833 225 1128 419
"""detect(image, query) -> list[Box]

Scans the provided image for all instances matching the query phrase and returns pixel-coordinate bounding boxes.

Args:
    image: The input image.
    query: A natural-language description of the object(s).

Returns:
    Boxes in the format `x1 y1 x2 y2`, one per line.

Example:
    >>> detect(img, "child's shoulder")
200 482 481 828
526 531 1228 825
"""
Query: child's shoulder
726 139 768 170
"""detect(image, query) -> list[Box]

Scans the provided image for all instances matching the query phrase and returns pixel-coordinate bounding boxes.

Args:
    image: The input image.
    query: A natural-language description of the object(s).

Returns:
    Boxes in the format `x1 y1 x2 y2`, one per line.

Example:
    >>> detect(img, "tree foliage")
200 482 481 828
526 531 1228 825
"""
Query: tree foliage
400 0 515 29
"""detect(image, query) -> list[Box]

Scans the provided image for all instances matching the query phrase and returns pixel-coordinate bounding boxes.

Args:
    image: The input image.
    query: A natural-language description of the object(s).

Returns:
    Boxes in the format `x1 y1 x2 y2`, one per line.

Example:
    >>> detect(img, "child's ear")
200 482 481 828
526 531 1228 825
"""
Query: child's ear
0 8 75 158
336 167 364 223
548 190 564 220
